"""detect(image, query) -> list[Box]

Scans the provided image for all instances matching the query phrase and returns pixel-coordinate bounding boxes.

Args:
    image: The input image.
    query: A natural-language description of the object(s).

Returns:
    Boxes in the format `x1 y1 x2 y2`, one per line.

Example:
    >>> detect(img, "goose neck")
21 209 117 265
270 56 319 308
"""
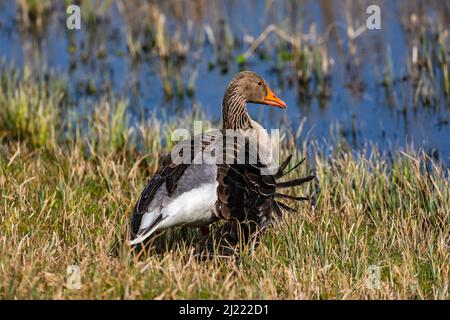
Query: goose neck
222 88 251 130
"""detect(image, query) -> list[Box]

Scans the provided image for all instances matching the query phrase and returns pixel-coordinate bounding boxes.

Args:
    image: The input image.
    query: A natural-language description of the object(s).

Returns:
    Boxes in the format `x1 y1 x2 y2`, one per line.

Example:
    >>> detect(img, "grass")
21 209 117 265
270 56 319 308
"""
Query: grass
0 72 449 299
0 67 66 151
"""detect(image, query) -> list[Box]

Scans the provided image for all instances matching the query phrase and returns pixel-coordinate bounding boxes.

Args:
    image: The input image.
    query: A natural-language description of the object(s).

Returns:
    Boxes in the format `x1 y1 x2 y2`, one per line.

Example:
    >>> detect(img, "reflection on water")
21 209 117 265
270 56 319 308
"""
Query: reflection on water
0 0 449 162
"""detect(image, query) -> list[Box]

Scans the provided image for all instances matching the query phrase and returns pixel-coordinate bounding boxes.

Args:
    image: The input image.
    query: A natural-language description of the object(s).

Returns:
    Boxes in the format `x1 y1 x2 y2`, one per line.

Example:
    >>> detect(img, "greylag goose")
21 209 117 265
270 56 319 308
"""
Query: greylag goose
130 71 313 246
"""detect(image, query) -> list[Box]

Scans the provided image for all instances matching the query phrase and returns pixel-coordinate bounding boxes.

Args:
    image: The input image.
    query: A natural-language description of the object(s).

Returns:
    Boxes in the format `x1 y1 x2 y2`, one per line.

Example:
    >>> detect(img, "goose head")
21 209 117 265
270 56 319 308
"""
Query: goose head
222 71 287 130
231 71 287 108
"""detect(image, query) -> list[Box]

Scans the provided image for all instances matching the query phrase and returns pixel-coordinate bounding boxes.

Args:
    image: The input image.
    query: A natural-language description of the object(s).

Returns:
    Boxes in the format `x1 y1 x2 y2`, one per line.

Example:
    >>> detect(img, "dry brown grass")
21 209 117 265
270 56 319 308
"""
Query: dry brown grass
1 126 448 298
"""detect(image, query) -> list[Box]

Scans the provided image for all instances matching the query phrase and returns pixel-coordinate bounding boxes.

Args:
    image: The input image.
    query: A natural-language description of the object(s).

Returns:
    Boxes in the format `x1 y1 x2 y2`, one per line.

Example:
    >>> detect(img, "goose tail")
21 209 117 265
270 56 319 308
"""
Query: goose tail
129 213 164 246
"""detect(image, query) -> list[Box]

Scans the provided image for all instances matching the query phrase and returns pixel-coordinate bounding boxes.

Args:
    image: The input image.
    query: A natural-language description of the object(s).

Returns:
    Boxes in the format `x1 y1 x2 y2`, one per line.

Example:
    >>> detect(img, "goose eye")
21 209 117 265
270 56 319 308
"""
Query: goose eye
257 81 262 86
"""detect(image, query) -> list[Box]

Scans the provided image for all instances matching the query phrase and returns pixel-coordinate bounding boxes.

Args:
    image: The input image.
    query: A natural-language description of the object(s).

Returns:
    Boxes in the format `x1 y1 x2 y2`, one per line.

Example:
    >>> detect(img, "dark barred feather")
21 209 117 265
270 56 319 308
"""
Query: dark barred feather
214 138 314 235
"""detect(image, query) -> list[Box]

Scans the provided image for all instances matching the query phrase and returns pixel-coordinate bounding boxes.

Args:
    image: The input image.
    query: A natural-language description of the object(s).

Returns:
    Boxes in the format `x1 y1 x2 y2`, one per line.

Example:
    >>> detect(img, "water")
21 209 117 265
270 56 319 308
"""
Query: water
0 0 449 162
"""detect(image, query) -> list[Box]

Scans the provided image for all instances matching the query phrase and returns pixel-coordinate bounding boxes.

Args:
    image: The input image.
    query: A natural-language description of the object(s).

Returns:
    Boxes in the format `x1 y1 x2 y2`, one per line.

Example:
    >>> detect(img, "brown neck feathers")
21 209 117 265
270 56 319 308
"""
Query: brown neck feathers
222 83 250 130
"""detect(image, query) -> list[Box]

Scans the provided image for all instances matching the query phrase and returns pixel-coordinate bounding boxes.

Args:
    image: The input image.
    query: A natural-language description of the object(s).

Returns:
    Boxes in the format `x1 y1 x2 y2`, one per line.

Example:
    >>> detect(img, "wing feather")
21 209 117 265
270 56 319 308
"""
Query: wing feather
214 137 314 240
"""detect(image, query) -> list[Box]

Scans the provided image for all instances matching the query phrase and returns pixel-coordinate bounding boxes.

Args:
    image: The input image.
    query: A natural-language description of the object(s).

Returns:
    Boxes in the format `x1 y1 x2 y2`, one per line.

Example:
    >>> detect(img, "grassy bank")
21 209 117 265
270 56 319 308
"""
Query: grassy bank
0 73 449 299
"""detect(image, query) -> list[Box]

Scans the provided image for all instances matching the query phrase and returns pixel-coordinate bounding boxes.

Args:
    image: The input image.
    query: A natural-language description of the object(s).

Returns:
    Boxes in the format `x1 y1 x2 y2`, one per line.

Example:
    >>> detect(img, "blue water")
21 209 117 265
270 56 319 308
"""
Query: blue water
0 0 449 162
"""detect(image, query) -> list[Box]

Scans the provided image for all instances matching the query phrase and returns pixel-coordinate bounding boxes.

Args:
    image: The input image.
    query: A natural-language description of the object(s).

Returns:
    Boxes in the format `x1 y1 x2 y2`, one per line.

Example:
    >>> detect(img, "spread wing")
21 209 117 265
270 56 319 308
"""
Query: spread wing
214 137 314 234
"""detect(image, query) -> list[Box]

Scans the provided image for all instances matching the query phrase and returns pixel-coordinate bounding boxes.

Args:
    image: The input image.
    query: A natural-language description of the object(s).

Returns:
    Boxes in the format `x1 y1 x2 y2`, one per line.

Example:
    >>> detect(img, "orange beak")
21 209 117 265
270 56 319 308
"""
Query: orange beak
263 87 287 109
